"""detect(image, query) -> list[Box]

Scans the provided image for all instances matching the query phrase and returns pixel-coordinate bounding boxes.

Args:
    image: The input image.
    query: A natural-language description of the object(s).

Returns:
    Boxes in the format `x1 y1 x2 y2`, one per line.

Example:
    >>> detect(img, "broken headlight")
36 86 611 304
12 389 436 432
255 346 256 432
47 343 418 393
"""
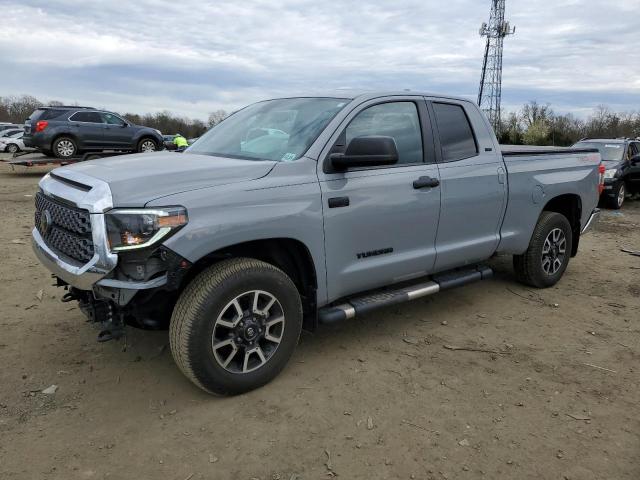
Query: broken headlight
105 207 188 252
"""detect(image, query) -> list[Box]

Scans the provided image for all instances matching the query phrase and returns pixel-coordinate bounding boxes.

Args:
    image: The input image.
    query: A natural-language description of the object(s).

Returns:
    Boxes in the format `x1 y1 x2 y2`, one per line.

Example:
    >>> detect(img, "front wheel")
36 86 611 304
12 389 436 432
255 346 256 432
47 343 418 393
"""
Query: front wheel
169 258 303 395
513 212 573 288
607 181 626 209
137 138 157 153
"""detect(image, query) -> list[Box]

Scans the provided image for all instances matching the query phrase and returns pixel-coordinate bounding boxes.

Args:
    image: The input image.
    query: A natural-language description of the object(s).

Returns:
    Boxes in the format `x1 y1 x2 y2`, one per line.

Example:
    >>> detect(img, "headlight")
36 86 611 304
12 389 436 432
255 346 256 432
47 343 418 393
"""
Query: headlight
604 169 617 179
105 207 188 252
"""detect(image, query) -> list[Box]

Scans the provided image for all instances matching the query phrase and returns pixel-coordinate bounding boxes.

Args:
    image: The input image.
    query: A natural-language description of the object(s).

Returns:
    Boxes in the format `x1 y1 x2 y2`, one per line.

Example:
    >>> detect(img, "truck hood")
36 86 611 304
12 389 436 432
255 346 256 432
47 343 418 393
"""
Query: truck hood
55 151 277 206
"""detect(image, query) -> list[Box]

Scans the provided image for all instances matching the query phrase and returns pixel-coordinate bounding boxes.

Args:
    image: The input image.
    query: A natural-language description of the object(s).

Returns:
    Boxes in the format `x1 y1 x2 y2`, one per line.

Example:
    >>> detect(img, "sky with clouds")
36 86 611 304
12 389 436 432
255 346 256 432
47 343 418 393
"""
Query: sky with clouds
1 0 639 120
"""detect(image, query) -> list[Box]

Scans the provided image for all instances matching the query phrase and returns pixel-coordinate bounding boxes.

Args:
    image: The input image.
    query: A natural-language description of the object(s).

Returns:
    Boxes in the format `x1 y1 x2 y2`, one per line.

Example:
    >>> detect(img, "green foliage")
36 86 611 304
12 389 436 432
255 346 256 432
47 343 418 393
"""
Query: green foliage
499 101 640 146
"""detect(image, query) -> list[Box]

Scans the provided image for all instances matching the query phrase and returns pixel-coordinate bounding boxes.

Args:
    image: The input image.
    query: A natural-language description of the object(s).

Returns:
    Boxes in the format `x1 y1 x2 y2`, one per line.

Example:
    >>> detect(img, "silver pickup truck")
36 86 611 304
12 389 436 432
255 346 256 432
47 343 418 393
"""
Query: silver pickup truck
32 92 603 395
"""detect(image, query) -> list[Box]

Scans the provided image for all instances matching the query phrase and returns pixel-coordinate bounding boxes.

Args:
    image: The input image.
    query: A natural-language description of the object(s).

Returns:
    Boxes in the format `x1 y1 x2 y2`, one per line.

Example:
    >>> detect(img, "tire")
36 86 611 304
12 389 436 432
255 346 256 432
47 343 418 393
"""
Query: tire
53 137 77 159
169 258 303 395
513 211 573 289
606 181 625 210
137 138 157 153
6 143 19 153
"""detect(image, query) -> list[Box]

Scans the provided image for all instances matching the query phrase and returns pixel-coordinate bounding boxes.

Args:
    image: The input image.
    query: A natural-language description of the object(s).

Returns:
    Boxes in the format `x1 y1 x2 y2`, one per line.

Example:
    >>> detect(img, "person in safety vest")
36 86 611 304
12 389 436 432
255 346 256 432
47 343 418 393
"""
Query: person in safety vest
173 133 189 151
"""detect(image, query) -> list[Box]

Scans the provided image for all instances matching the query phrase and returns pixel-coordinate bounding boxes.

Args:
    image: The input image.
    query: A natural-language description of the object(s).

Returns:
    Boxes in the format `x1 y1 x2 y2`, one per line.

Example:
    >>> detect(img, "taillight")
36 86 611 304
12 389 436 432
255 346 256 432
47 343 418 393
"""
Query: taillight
35 120 48 132
598 163 605 194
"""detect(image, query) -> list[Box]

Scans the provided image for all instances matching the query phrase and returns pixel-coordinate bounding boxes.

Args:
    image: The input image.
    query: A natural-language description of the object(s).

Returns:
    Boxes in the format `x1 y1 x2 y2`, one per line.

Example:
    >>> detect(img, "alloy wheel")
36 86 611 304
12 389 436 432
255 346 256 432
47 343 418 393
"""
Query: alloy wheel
57 140 75 157
140 140 156 152
541 228 567 275
617 184 625 208
211 290 285 374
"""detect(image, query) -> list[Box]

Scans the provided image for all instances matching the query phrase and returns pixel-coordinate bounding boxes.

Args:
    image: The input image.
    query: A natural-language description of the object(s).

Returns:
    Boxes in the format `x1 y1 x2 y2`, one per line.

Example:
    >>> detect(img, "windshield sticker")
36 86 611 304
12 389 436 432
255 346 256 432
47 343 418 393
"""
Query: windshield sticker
281 152 296 161
605 144 621 148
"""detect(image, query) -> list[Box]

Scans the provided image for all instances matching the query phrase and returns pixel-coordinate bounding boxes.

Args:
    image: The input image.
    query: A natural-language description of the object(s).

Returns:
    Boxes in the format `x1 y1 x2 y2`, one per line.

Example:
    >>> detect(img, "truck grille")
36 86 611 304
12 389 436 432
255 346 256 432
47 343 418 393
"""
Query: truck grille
35 192 94 263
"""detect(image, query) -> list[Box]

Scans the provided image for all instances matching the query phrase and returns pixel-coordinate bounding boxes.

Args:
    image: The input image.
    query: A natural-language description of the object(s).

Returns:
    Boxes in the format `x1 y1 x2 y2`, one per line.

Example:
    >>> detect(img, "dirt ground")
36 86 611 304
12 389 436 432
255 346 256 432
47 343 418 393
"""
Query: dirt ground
0 157 638 480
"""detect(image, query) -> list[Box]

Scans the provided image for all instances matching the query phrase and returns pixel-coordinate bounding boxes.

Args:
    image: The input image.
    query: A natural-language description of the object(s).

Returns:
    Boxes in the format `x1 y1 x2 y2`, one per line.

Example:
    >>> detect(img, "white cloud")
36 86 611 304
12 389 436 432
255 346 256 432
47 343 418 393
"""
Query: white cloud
0 0 638 119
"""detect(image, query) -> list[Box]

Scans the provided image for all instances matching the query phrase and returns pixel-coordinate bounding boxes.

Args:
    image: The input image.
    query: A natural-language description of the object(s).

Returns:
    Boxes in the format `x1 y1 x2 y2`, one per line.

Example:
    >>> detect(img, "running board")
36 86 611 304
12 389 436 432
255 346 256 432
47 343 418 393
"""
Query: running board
318 265 493 324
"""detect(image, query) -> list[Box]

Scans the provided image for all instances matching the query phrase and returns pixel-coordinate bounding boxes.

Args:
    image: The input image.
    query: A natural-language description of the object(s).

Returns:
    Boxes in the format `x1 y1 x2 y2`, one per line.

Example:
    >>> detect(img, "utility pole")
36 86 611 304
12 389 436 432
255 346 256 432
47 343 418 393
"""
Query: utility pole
478 0 515 135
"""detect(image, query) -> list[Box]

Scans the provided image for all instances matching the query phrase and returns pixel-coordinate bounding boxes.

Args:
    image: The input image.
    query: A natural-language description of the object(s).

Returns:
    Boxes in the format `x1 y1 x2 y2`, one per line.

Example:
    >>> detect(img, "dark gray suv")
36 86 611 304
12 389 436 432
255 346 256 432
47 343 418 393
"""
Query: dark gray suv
23 106 164 159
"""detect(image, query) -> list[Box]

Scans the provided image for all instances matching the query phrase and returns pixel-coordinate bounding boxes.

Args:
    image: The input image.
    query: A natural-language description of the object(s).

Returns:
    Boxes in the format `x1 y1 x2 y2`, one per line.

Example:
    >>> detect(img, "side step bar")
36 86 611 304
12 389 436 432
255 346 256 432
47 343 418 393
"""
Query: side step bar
318 265 493 324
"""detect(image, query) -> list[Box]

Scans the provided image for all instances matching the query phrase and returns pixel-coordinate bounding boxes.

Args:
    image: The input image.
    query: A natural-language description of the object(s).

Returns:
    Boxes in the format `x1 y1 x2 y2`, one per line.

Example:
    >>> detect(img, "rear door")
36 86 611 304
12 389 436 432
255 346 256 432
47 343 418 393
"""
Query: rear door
68 111 105 147
101 112 132 148
626 142 640 192
318 97 441 302
427 99 507 272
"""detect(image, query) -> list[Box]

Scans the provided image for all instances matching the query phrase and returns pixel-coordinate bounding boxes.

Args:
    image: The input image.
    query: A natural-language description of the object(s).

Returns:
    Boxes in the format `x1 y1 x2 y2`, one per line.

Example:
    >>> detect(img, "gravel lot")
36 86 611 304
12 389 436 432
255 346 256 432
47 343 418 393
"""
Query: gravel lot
0 157 638 479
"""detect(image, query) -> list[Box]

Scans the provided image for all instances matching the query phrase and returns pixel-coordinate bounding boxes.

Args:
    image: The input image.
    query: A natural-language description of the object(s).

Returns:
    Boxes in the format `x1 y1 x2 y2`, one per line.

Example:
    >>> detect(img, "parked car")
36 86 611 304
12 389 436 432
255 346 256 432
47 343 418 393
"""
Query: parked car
0 128 23 138
0 131 35 153
163 135 178 151
32 92 602 395
0 124 21 133
573 138 640 209
23 106 164 159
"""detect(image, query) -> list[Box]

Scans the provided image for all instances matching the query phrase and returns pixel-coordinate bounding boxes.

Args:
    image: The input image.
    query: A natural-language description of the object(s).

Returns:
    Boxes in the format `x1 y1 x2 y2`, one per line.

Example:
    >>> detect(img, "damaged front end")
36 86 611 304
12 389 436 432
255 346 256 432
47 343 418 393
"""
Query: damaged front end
31 169 191 342
60 246 192 341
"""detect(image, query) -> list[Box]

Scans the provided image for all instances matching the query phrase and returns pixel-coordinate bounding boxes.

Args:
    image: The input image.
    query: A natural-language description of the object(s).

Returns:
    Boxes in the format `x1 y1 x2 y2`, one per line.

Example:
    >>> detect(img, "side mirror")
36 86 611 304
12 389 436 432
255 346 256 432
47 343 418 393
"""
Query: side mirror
631 154 640 165
330 136 399 170
121 121 128 128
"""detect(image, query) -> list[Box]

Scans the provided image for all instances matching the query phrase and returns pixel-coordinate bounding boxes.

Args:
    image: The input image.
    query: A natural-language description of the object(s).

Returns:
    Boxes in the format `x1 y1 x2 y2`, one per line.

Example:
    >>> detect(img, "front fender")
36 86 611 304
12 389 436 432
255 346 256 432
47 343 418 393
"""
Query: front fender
148 159 328 304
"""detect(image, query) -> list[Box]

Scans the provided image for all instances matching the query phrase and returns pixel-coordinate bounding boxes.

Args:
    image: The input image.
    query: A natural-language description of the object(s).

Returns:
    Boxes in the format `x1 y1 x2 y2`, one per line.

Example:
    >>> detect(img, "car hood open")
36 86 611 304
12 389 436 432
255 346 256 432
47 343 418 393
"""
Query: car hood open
55 151 277 207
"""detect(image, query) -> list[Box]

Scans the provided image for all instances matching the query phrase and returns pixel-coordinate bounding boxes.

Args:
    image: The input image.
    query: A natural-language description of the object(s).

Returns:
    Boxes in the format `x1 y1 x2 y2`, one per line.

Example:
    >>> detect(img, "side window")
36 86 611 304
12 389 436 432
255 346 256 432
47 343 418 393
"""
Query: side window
345 102 423 165
102 112 125 125
433 103 478 162
628 143 639 159
70 112 103 123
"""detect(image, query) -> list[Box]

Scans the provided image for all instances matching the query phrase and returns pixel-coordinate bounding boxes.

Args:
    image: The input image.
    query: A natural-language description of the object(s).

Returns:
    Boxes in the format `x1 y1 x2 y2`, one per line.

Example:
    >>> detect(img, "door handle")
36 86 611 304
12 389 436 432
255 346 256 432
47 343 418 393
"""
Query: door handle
413 176 440 189
328 197 350 208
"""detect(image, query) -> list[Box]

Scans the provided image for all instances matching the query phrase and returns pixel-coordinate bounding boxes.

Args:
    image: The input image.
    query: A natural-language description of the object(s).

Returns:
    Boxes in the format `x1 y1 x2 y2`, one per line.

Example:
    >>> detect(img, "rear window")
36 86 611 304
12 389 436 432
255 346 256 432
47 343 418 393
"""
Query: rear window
433 103 478 162
69 111 103 123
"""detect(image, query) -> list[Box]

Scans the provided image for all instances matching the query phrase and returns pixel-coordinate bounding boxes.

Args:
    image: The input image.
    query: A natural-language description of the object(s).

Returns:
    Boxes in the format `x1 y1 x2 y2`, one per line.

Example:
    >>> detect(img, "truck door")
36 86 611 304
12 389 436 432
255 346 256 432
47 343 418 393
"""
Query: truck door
428 100 507 272
318 98 441 302
627 142 640 193
68 111 105 148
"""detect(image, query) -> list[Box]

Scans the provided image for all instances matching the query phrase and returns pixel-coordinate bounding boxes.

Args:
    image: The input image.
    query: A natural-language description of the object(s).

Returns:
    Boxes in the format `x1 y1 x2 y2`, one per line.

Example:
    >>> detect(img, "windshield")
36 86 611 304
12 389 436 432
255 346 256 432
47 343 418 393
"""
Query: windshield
574 142 625 162
188 97 349 161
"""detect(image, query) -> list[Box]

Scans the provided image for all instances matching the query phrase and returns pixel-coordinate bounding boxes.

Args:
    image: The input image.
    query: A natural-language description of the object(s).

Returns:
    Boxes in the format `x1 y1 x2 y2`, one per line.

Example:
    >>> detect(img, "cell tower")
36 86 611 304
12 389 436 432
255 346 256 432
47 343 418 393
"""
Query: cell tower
478 0 515 133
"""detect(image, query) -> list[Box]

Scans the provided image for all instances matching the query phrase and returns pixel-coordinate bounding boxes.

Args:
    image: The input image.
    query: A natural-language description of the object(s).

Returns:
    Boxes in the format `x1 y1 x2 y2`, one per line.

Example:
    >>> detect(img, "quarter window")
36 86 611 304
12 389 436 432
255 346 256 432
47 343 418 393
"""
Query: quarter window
345 102 423 165
69 111 103 123
433 103 478 162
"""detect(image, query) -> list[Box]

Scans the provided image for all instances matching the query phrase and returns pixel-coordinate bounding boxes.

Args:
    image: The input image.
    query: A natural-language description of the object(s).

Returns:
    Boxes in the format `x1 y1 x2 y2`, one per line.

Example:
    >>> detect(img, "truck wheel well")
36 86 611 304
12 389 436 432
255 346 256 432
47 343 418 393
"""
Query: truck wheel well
184 239 318 330
543 194 582 257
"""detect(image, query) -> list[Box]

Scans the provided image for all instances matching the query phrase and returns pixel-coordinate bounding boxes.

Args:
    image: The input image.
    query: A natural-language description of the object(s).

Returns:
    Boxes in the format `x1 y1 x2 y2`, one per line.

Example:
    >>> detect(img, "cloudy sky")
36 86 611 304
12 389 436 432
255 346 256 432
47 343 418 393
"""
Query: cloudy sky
1 0 639 119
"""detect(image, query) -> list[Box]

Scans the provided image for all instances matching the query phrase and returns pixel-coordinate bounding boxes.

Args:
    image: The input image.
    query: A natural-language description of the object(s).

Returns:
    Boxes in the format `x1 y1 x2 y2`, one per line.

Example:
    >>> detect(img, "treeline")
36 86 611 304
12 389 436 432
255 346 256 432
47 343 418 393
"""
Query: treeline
498 101 640 146
0 95 227 138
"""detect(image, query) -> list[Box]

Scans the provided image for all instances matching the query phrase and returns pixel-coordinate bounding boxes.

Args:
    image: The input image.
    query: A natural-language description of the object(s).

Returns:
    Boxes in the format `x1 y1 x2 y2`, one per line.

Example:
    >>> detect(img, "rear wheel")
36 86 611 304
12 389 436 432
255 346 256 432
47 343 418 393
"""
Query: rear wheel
137 138 157 153
607 181 625 209
6 143 19 153
513 212 573 288
169 258 303 395
53 137 77 159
